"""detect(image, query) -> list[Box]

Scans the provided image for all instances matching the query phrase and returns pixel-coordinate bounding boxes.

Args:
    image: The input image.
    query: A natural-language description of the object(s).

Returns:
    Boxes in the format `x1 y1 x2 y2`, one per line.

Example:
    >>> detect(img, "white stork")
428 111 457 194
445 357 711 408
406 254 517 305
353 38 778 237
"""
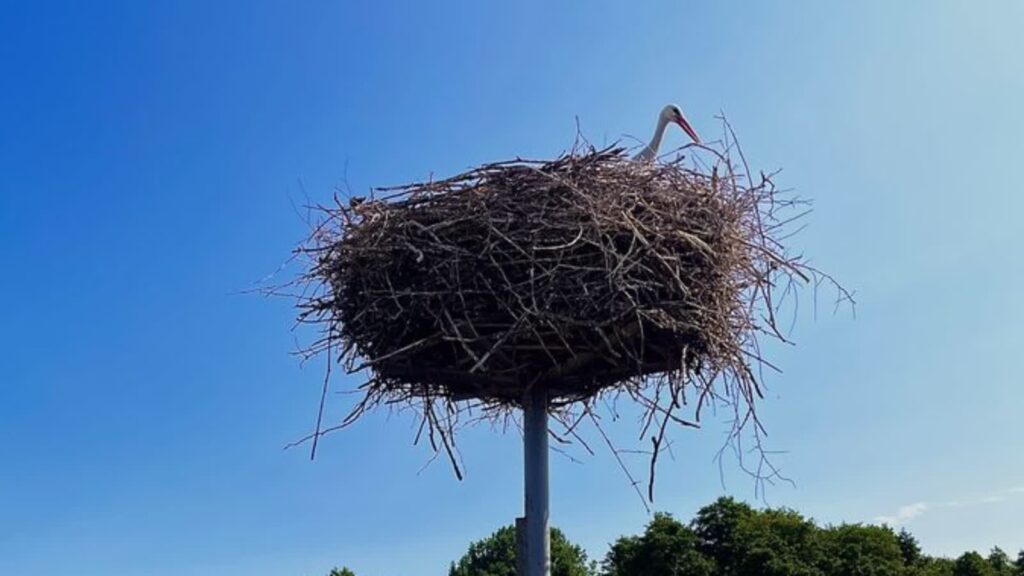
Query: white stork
633 104 700 162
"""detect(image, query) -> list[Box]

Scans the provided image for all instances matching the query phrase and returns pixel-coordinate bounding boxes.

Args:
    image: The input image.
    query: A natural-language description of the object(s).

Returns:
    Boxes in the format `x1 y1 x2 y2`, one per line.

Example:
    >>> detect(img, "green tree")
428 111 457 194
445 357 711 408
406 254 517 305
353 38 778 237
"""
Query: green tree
327 568 356 576
989 548 1013 575
899 528 924 567
448 525 593 576
819 523 905 576
912 558 956 576
691 496 755 574
604 513 714 576
734 508 824 576
955 552 997 576
1014 550 1024 576
692 497 823 576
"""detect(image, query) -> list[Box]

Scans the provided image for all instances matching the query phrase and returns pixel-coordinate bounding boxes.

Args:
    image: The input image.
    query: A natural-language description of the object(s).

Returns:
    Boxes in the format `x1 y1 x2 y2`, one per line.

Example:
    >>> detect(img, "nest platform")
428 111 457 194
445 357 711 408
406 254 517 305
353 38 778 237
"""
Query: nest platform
296 140 823 419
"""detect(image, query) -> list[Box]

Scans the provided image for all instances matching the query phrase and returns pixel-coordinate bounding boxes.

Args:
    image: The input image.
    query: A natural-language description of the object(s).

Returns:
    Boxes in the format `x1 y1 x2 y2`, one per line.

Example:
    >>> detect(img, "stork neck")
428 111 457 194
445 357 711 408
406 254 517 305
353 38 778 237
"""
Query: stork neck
646 115 671 158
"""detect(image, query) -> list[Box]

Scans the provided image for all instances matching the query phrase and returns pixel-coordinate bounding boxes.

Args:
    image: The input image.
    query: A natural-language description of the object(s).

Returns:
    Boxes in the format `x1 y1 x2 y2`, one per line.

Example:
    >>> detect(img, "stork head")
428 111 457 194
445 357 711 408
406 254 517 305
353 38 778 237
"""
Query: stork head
662 104 700 144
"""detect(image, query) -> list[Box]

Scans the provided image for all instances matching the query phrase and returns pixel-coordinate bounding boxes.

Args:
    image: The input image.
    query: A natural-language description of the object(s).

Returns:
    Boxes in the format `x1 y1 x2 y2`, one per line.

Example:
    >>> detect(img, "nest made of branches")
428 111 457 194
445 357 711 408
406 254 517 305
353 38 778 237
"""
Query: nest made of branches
289 124 848 491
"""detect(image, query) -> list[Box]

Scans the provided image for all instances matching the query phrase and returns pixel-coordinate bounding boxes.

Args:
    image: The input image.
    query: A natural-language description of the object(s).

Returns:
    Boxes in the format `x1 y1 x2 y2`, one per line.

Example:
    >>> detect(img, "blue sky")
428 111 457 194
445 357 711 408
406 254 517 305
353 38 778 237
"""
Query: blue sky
1 1 1022 575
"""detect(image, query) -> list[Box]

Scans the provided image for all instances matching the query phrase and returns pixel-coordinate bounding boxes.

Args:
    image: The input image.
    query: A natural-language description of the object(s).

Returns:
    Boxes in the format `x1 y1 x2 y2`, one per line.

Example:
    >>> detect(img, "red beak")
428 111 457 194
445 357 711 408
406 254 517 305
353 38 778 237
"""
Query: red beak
675 115 700 144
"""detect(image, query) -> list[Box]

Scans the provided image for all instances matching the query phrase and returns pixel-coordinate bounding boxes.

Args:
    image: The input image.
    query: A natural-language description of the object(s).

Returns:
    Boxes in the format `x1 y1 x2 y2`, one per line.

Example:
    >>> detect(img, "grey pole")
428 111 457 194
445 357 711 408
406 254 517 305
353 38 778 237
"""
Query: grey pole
523 385 550 576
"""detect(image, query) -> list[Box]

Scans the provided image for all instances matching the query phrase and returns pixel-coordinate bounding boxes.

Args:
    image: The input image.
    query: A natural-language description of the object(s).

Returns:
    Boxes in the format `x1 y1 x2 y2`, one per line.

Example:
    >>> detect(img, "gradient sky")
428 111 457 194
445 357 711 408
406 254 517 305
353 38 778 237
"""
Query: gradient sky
2 2 1023 575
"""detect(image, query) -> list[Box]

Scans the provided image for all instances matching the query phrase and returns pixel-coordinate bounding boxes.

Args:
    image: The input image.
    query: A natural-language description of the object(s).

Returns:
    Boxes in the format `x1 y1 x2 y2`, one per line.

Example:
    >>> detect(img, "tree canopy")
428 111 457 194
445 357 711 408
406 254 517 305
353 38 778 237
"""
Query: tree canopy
604 513 713 576
326 497 1020 576
447 525 593 576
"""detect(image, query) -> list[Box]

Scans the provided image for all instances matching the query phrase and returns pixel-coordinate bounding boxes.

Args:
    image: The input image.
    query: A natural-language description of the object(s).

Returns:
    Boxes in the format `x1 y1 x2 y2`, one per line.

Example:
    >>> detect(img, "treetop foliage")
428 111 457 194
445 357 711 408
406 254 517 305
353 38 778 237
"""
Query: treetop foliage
328 497 1021 576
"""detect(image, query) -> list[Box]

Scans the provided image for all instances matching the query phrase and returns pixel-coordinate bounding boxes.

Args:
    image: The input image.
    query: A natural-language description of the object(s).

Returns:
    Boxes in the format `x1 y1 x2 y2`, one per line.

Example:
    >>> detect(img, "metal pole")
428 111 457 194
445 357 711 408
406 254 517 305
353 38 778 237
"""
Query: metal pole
523 385 550 576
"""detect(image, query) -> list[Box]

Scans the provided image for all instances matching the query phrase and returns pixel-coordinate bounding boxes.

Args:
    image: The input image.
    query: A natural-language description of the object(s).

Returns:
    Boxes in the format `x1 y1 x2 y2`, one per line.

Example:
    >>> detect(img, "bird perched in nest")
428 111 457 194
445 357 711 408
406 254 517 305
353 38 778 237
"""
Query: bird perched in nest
633 104 701 162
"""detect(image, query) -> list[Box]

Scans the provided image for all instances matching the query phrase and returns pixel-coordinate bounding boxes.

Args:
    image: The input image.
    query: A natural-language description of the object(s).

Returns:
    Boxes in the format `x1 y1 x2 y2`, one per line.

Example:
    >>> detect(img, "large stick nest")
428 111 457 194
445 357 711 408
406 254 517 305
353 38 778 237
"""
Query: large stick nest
290 127 848 487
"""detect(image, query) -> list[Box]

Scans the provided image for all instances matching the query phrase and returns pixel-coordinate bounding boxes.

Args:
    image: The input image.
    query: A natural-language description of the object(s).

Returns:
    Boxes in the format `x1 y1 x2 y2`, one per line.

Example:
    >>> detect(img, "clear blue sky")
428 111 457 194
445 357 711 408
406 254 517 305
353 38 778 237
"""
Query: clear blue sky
2 2 1022 575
